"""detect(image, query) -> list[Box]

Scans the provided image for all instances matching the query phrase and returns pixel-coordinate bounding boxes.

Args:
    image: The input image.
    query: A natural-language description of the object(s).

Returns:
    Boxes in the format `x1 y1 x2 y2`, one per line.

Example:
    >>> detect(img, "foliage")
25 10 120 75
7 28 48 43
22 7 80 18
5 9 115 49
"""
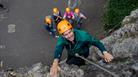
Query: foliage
103 0 138 33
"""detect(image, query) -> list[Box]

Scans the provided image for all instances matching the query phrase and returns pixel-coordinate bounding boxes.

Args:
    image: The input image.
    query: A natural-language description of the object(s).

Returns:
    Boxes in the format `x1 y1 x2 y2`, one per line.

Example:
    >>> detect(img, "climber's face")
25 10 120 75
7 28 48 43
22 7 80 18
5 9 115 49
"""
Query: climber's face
62 29 74 42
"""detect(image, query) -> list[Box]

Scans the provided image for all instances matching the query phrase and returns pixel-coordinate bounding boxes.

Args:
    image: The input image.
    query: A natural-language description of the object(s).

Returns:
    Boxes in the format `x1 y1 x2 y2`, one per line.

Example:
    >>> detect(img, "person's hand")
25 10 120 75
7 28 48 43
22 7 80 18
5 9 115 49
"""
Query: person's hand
102 51 114 62
50 59 60 77
50 65 59 77
57 16 62 19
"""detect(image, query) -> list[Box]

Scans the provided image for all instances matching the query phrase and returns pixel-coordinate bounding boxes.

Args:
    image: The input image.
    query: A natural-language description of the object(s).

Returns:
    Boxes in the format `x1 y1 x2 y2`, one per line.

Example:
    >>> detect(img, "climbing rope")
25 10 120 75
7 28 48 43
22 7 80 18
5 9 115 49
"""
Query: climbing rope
75 53 119 77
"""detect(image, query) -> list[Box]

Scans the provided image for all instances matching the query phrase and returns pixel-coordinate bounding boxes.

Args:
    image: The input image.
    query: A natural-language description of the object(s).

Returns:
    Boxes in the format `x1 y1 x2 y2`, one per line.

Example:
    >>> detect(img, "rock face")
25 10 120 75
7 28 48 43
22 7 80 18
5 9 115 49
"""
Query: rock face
0 9 138 77
103 9 138 58
90 9 138 59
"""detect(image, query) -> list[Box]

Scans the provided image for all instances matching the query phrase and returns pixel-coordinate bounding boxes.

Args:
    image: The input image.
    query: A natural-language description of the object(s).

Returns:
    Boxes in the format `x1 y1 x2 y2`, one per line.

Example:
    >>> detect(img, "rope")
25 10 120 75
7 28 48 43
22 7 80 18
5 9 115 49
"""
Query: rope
75 53 119 77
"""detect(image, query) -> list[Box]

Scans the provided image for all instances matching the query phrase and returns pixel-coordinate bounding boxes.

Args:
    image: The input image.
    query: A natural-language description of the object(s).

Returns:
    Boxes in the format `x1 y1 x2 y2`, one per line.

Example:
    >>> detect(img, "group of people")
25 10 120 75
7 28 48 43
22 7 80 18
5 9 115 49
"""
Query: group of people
44 7 114 77
44 7 87 38
49 19 114 77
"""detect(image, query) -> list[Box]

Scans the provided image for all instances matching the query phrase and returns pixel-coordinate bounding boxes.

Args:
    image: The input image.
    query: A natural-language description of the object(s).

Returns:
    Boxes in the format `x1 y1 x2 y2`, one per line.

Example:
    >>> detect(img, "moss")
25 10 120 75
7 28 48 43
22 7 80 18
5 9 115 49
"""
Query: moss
103 0 138 33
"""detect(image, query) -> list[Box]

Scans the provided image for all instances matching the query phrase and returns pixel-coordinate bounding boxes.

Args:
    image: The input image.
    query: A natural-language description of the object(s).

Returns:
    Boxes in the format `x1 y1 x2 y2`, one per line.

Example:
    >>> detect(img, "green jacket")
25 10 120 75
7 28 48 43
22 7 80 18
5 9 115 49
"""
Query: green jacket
54 29 106 59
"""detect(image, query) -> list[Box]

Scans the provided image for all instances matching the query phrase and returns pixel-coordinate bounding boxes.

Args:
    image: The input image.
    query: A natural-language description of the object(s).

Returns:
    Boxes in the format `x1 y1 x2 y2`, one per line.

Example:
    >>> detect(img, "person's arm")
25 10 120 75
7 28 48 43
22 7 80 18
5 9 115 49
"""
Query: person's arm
63 12 67 19
50 59 59 77
58 12 63 19
80 13 87 19
87 33 113 62
50 38 65 77
88 35 107 53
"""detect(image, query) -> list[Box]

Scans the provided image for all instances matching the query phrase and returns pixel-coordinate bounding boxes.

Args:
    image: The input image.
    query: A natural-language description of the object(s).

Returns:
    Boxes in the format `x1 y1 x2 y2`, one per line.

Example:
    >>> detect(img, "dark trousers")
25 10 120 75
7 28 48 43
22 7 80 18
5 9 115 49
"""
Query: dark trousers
66 56 85 66
0 4 4 8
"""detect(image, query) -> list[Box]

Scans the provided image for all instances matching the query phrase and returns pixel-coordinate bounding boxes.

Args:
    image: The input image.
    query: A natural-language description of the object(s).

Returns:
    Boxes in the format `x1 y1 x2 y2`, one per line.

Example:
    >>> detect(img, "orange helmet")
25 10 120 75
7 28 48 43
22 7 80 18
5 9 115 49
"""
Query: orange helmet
66 7 71 12
74 8 80 14
45 16 52 24
53 8 59 13
57 20 72 34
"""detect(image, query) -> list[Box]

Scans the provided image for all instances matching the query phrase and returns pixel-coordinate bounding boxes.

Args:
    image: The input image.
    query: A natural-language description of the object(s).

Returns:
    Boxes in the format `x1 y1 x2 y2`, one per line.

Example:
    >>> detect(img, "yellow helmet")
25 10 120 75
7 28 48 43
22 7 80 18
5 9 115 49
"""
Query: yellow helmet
45 16 52 24
57 20 73 34
74 8 80 14
53 8 59 13
66 7 71 12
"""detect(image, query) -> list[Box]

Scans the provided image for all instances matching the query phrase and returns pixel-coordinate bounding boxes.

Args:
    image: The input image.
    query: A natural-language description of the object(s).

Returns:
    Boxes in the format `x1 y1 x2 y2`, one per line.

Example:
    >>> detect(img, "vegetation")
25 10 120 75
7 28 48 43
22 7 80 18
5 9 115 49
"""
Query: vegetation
103 0 138 33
